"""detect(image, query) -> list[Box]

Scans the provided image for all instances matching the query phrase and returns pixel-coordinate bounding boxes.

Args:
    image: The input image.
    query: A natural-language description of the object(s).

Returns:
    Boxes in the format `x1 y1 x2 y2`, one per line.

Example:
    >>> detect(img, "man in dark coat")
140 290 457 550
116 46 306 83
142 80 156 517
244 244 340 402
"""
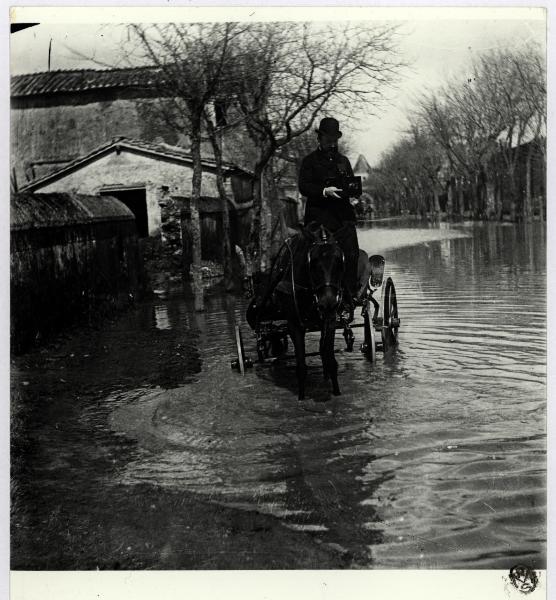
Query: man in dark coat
298 117 360 305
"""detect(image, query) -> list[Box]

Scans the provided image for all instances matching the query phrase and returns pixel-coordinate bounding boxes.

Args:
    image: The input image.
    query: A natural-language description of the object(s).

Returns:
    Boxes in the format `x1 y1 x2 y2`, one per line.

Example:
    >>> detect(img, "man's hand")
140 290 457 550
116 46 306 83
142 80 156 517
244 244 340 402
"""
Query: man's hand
323 186 343 199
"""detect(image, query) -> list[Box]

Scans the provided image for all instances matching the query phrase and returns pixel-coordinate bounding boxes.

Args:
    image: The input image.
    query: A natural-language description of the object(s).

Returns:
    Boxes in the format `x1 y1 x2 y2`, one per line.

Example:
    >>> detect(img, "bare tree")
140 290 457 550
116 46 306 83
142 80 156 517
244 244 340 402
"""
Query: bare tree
230 22 404 271
373 124 445 219
128 23 243 309
414 44 546 221
416 83 500 218
475 45 546 220
202 108 234 290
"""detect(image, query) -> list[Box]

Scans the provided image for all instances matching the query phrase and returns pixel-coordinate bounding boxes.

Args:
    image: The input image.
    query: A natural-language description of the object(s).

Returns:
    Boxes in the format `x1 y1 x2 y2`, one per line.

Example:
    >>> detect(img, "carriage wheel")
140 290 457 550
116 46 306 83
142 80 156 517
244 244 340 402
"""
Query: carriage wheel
361 309 376 362
381 278 399 349
233 325 247 375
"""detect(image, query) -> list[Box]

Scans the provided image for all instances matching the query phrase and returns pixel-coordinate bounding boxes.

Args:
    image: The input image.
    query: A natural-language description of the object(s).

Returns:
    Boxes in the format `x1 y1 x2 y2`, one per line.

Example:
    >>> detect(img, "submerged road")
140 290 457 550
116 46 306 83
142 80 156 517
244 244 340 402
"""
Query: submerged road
11 222 546 569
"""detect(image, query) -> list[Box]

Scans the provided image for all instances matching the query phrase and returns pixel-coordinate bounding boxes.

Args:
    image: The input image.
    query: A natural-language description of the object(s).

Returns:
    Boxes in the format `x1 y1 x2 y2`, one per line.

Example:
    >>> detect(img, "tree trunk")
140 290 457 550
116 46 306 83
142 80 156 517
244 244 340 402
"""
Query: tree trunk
247 165 263 272
204 117 233 290
259 165 272 272
458 178 465 218
470 174 479 219
189 113 205 311
474 184 482 220
432 185 440 219
446 178 454 219
493 171 502 221
524 149 532 222
248 148 274 274
266 161 286 258
507 170 517 222
485 178 495 219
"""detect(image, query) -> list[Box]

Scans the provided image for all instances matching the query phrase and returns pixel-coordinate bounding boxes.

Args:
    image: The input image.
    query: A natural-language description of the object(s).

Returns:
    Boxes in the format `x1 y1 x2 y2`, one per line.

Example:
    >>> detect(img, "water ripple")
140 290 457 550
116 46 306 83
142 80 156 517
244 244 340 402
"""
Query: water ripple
108 223 546 568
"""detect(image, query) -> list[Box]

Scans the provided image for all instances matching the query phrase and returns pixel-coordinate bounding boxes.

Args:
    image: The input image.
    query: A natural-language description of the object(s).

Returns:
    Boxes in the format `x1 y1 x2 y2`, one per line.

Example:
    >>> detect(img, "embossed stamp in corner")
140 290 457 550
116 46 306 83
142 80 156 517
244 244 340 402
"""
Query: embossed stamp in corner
509 564 539 594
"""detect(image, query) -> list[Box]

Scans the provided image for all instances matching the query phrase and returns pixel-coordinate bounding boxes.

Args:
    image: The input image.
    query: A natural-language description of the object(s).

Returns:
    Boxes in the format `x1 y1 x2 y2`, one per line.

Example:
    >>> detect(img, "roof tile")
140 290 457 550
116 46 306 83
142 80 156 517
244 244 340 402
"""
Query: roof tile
20 137 251 192
11 66 160 97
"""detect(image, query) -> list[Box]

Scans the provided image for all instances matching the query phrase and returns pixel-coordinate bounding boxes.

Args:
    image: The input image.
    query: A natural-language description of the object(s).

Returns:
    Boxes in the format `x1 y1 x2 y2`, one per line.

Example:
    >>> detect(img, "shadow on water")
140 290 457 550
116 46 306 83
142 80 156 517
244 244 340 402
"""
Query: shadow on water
12 222 546 569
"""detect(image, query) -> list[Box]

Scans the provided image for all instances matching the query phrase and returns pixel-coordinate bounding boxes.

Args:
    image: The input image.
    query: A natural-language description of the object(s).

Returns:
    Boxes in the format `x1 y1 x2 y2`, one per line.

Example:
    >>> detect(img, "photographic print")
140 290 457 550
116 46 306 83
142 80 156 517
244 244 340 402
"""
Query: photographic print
9 5 547 596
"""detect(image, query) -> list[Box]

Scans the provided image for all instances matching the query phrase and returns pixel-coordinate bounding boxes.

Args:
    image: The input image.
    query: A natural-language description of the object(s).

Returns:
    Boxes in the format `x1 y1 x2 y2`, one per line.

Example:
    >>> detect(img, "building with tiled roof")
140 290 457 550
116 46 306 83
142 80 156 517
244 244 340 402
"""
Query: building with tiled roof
20 136 254 240
11 66 161 97
10 67 259 189
10 67 301 261
19 136 251 194
11 68 176 187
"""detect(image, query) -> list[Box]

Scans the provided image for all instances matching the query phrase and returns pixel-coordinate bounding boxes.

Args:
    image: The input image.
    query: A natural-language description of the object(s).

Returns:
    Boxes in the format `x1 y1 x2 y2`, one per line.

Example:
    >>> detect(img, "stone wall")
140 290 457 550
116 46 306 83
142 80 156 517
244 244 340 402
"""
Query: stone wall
11 88 248 189
32 149 236 237
12 93 171 185
159 194 253 275
11 192 145 353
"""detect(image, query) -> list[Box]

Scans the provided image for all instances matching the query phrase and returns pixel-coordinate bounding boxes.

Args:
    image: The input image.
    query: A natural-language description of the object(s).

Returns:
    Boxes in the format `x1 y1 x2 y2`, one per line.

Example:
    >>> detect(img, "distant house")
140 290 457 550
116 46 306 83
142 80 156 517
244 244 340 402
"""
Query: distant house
353 154 372 183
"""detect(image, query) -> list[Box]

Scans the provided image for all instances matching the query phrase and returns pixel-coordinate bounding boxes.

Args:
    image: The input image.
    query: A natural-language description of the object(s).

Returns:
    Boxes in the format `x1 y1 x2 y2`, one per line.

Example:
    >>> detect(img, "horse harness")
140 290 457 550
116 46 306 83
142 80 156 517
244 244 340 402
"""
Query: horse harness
284 227 345 325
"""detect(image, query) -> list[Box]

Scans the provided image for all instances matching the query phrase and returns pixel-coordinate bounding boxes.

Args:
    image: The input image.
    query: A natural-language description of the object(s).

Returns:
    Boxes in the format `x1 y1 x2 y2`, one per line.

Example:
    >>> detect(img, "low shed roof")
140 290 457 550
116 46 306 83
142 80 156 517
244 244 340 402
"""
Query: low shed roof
11 192 134 231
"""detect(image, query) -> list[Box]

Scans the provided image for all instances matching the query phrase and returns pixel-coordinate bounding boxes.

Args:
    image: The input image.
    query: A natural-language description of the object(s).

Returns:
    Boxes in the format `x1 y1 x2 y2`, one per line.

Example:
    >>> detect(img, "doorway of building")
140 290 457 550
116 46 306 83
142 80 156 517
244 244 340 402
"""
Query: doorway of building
100 188 149 237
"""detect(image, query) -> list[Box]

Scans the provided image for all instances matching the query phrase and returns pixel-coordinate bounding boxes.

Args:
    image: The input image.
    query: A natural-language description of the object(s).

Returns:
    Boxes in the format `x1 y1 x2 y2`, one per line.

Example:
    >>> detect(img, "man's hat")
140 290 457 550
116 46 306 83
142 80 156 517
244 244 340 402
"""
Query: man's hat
316 117 342 139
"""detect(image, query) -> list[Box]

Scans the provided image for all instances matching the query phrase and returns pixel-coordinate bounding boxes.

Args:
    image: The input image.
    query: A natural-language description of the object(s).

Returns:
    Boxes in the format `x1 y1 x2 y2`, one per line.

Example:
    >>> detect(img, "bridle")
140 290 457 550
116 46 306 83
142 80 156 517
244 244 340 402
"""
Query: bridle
282 226 345 325
307 232 345 312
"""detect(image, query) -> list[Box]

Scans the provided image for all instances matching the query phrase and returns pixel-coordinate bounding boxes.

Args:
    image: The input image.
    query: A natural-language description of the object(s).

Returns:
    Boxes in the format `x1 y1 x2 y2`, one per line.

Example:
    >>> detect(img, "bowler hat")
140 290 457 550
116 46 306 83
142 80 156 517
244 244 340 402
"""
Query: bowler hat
316 117 342 139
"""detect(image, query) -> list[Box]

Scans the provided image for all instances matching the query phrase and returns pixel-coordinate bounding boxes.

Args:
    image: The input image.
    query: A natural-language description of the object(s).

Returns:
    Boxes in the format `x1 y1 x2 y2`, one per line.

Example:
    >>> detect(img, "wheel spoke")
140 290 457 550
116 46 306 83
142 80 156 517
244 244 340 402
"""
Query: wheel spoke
382 277 399 348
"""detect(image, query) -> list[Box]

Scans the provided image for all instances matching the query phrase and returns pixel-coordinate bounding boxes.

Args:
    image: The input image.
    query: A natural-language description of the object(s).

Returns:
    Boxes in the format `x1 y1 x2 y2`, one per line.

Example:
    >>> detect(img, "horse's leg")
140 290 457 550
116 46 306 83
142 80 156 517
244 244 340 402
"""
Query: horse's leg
289 320 307 400
321 317 340 396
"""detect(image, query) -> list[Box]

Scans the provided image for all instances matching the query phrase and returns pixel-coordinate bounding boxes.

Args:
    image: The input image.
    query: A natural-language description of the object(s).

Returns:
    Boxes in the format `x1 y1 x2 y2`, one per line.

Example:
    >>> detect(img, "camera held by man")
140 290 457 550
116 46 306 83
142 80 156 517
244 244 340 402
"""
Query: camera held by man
324 175 363 201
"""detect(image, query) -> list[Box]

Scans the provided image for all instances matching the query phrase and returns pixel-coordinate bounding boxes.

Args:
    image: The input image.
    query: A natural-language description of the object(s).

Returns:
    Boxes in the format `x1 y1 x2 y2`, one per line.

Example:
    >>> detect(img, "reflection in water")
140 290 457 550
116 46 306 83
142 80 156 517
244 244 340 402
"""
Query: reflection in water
153 305 172 330
107 223 546 568
15 222 545 569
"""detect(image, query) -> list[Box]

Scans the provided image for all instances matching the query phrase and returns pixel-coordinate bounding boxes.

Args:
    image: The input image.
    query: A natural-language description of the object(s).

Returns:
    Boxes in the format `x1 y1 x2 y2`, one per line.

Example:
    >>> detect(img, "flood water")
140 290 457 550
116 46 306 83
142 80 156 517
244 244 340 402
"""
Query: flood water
12 222 546 569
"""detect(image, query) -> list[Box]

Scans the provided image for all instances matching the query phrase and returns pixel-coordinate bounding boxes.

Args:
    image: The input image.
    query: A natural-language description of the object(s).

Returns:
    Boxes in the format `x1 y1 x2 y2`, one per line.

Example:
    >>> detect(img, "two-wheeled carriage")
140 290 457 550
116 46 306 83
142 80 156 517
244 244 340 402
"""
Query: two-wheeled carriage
231 252 400 375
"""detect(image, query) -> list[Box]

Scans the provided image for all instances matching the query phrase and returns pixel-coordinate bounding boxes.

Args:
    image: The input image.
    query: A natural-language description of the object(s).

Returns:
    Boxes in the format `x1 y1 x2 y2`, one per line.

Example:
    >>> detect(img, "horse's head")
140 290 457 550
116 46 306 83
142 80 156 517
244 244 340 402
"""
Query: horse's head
307 226 345 316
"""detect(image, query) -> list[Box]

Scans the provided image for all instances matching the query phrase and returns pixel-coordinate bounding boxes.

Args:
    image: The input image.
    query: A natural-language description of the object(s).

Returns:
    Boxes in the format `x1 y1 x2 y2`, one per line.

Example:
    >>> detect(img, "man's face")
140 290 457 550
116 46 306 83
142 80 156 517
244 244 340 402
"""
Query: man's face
318 133 339 151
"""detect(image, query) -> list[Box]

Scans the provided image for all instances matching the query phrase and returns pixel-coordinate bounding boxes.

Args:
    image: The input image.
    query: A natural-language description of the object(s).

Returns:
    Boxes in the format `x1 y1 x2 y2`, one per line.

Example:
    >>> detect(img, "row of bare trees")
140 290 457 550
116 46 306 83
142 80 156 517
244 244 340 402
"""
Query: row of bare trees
124 22 404 307
370 44 546 222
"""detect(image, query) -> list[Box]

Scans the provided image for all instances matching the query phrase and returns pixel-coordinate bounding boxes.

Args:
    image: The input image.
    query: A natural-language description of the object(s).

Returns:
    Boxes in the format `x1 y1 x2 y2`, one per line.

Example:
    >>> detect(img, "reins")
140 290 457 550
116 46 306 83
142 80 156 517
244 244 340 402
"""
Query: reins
284 229 345 326
306 244 344 311
284 237 305 327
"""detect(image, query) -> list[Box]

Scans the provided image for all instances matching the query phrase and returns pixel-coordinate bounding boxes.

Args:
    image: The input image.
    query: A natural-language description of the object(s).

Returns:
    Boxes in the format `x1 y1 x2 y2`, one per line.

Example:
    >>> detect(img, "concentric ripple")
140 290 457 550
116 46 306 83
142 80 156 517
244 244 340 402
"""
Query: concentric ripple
110 222 546 568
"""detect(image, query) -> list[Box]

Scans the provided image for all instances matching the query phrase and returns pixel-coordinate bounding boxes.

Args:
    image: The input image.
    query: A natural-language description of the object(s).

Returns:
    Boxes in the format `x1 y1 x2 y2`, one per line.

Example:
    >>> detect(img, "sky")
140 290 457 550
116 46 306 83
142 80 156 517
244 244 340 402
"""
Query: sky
10 11 546 166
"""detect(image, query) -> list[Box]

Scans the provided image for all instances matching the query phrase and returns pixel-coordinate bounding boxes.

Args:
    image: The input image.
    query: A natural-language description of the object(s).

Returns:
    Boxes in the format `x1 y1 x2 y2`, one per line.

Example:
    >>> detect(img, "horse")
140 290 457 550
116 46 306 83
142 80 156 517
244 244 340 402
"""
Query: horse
272 225 347 400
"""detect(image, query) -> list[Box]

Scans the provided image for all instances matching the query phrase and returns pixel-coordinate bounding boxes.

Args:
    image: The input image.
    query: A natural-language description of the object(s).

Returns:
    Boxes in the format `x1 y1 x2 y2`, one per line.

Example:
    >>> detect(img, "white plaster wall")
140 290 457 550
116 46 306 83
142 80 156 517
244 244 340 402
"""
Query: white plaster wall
35 150 221 236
